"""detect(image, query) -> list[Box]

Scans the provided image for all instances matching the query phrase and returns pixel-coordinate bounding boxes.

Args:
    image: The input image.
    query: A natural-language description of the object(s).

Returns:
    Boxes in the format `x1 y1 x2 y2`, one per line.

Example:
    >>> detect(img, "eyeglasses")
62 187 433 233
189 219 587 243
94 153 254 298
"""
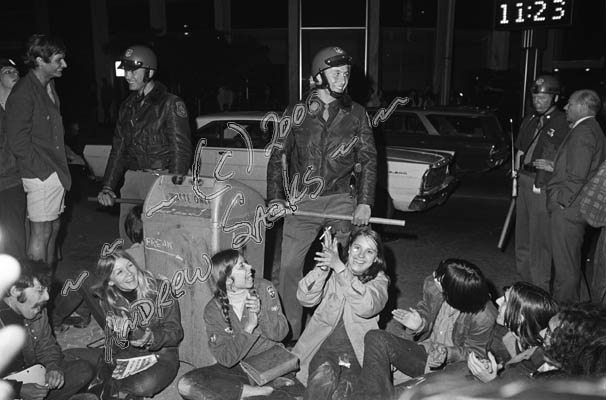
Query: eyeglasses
31 285 48 295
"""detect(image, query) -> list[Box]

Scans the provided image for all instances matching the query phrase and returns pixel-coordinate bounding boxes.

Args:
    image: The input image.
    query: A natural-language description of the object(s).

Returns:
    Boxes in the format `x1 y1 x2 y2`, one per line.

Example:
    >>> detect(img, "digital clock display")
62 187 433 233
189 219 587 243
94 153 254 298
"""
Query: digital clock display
494 0 574 29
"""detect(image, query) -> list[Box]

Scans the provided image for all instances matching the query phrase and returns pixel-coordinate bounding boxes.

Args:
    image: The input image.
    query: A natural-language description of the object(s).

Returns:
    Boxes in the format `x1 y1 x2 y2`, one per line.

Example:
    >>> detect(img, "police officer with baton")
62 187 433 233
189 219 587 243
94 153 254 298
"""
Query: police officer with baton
507 75 568 291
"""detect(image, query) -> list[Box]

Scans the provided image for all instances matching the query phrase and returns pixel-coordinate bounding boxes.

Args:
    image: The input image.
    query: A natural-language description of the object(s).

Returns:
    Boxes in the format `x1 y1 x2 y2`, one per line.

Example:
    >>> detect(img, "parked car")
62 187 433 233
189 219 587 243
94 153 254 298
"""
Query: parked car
191 111 457 213
368 106 510 172
83 111 458 213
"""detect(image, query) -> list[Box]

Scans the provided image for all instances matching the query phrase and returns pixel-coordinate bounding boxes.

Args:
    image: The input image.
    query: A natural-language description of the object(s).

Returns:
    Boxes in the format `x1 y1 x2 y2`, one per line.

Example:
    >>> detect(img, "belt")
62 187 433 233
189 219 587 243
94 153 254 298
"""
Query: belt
521 164 537 173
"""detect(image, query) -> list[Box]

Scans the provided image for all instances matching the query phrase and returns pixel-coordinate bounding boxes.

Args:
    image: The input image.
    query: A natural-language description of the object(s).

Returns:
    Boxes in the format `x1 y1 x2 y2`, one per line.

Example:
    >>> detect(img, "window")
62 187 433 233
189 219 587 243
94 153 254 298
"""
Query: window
194 120 274 149
426 115 486 138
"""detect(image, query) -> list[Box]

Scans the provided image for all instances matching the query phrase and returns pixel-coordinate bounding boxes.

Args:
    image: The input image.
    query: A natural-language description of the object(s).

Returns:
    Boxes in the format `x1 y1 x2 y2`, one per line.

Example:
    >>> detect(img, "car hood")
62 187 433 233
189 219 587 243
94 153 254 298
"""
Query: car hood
386 147 451 166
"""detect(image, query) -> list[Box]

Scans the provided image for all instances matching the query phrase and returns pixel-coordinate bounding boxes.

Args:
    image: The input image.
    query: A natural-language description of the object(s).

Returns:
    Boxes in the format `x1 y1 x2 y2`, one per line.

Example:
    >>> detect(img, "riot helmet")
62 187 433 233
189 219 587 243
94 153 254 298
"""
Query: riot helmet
118 45 157 71
311 46 352 98
531 75 560 95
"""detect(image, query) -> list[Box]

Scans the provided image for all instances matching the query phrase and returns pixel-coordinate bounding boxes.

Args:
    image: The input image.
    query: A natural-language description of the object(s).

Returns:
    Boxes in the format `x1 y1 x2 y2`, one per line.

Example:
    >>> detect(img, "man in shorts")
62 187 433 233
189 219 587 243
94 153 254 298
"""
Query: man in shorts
6 34 70 265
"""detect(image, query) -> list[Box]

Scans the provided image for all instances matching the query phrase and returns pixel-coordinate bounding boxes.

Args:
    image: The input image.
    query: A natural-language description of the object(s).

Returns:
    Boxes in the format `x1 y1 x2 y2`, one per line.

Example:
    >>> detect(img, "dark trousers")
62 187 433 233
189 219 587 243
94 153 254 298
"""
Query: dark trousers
278 194 353 339
306 320 360 400
46 348 96 400
515 174 552 291
0 185 26 259
179 364 304 400
551 206 587 303
103 347 179 398
358 330 427 400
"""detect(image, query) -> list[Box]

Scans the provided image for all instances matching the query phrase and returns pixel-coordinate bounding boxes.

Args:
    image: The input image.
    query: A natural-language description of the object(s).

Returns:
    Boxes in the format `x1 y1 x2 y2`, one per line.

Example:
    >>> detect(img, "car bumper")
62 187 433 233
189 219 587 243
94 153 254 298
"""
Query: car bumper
409 175 458 211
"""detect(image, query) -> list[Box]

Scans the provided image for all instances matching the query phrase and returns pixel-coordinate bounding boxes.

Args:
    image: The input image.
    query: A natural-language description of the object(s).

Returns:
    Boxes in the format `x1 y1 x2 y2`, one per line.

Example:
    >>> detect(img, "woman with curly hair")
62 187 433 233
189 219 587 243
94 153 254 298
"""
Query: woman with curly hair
178 249 301 400
467 281 558 382
93 248 183 399
542 302 606 376
293 226 389 400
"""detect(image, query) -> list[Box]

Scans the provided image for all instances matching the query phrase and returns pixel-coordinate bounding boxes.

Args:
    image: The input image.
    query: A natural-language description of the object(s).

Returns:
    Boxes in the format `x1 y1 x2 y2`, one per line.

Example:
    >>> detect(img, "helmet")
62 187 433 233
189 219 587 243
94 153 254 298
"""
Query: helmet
531 75 560 95
0 58 16 71
311 46 352 79
118 45 157 71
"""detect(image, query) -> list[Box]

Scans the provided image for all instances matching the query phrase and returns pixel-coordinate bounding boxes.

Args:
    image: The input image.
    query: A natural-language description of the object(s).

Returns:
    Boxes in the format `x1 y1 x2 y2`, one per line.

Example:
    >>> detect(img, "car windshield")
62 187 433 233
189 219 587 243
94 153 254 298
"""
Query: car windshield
426 114 502 139
194 120 274 149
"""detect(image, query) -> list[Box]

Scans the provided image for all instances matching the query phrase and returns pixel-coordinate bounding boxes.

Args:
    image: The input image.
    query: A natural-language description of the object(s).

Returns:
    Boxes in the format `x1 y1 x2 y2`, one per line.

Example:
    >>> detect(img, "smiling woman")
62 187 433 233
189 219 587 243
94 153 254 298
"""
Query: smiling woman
92 249 183 399
293 226 389 398
178 249 302 400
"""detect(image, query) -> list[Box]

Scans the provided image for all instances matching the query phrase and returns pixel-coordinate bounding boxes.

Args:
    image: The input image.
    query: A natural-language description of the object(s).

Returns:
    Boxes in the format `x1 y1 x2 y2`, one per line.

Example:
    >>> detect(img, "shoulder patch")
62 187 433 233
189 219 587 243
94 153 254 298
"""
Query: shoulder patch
175 101 188 118
210 334 217 343
267 285 276 299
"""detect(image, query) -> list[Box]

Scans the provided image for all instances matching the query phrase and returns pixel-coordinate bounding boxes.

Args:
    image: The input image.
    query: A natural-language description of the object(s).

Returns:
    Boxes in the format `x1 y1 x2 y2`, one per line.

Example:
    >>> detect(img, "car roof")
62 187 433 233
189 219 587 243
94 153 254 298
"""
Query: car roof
368 105 497 117
195 111 271 128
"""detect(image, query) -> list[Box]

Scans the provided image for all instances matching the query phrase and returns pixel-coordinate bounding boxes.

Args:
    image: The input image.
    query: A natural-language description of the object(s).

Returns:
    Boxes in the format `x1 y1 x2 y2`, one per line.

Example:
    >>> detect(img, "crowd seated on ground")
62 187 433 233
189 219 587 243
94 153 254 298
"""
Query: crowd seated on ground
4 230 606 400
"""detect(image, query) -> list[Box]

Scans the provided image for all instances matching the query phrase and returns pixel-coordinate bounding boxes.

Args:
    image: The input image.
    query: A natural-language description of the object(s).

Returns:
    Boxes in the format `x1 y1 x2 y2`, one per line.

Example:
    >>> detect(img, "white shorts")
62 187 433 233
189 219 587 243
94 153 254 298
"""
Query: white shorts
21 172 66 222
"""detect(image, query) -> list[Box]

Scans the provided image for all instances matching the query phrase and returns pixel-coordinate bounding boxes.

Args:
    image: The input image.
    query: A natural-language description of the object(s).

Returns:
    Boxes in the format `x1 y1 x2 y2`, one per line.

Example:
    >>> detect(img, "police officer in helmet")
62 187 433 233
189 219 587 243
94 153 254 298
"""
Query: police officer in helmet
514 75 568 291
267 46 377 340
97 45 192 246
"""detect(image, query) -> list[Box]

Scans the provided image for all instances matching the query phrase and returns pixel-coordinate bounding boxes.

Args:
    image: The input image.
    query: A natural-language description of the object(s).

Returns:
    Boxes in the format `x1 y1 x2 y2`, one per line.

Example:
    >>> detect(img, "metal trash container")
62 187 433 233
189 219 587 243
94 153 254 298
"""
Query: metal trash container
143 174 266 368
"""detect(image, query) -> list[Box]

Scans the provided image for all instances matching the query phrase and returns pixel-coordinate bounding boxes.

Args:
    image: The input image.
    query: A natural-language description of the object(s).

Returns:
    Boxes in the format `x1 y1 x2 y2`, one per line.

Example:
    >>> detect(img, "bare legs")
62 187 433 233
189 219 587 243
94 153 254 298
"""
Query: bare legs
27 218 61 264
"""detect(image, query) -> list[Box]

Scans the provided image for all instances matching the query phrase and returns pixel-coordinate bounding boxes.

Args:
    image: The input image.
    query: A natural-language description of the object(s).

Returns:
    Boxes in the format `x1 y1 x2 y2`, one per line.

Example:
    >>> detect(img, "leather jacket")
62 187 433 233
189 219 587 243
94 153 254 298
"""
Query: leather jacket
103 82 192 191
267 93 377 206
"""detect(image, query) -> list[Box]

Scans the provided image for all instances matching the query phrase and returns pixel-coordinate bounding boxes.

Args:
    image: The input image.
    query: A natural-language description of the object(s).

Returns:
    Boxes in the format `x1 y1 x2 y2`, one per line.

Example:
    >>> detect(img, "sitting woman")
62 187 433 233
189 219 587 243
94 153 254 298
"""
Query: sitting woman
178 249 301 400
93 249 183 399
293 226 389 400
357 258 497 400
466 281 558 383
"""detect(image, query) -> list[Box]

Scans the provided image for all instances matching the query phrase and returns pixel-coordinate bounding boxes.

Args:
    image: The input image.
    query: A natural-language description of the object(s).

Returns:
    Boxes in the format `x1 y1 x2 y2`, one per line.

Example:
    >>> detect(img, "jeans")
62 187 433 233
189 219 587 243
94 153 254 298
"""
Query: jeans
46 348 96 400
104 347 179 398
357 330 427 400
306 320 360 400
179 364 304 400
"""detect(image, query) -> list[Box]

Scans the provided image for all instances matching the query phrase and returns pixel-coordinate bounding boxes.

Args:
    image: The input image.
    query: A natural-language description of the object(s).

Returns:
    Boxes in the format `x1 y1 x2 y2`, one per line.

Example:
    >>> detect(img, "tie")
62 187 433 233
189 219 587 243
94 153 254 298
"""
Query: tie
523 115 544 165
322 103 330 122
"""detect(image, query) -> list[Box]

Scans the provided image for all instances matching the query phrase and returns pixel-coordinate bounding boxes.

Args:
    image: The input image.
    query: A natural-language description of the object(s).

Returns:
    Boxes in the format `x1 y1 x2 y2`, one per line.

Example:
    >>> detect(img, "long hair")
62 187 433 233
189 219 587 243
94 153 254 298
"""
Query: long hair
342 226 387 284
434 259 489 314
24 34 66 69
503 282 558 349
209 249 242 331
94 248 157 316
545 303 606 375
124 205 143 244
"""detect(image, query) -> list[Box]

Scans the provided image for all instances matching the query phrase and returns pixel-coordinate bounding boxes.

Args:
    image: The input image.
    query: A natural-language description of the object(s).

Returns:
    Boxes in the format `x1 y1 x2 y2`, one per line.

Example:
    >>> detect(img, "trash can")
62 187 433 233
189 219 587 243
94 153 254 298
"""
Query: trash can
143 174 266 368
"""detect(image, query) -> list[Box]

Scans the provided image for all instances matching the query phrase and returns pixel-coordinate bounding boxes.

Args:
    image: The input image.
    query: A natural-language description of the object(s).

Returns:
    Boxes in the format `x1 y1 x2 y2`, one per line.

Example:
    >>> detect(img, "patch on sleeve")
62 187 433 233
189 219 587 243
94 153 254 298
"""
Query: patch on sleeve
210 334 217 343
267 285 276 299
175 101 188 118
271 305 279 312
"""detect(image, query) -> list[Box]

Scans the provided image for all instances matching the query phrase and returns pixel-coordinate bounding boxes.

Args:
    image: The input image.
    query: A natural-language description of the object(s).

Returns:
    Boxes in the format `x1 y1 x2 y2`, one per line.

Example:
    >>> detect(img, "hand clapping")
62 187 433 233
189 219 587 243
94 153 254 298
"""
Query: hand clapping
244 291 260 333
314 227 345 272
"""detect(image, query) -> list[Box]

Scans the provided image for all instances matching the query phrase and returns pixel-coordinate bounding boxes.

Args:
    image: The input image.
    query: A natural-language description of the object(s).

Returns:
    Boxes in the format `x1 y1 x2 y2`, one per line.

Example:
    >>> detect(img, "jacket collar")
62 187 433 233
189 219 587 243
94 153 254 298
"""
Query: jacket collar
127 81 168 105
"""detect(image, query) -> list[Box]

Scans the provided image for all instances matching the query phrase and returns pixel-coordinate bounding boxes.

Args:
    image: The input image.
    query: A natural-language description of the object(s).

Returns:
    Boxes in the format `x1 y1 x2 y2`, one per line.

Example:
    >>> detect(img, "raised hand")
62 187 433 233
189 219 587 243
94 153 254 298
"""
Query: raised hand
391 308 423 330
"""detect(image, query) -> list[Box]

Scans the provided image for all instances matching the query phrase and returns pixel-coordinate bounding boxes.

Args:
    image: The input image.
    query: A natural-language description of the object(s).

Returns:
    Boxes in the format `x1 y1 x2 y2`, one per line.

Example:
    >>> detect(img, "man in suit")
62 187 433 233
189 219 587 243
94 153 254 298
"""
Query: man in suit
543 89 606 302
